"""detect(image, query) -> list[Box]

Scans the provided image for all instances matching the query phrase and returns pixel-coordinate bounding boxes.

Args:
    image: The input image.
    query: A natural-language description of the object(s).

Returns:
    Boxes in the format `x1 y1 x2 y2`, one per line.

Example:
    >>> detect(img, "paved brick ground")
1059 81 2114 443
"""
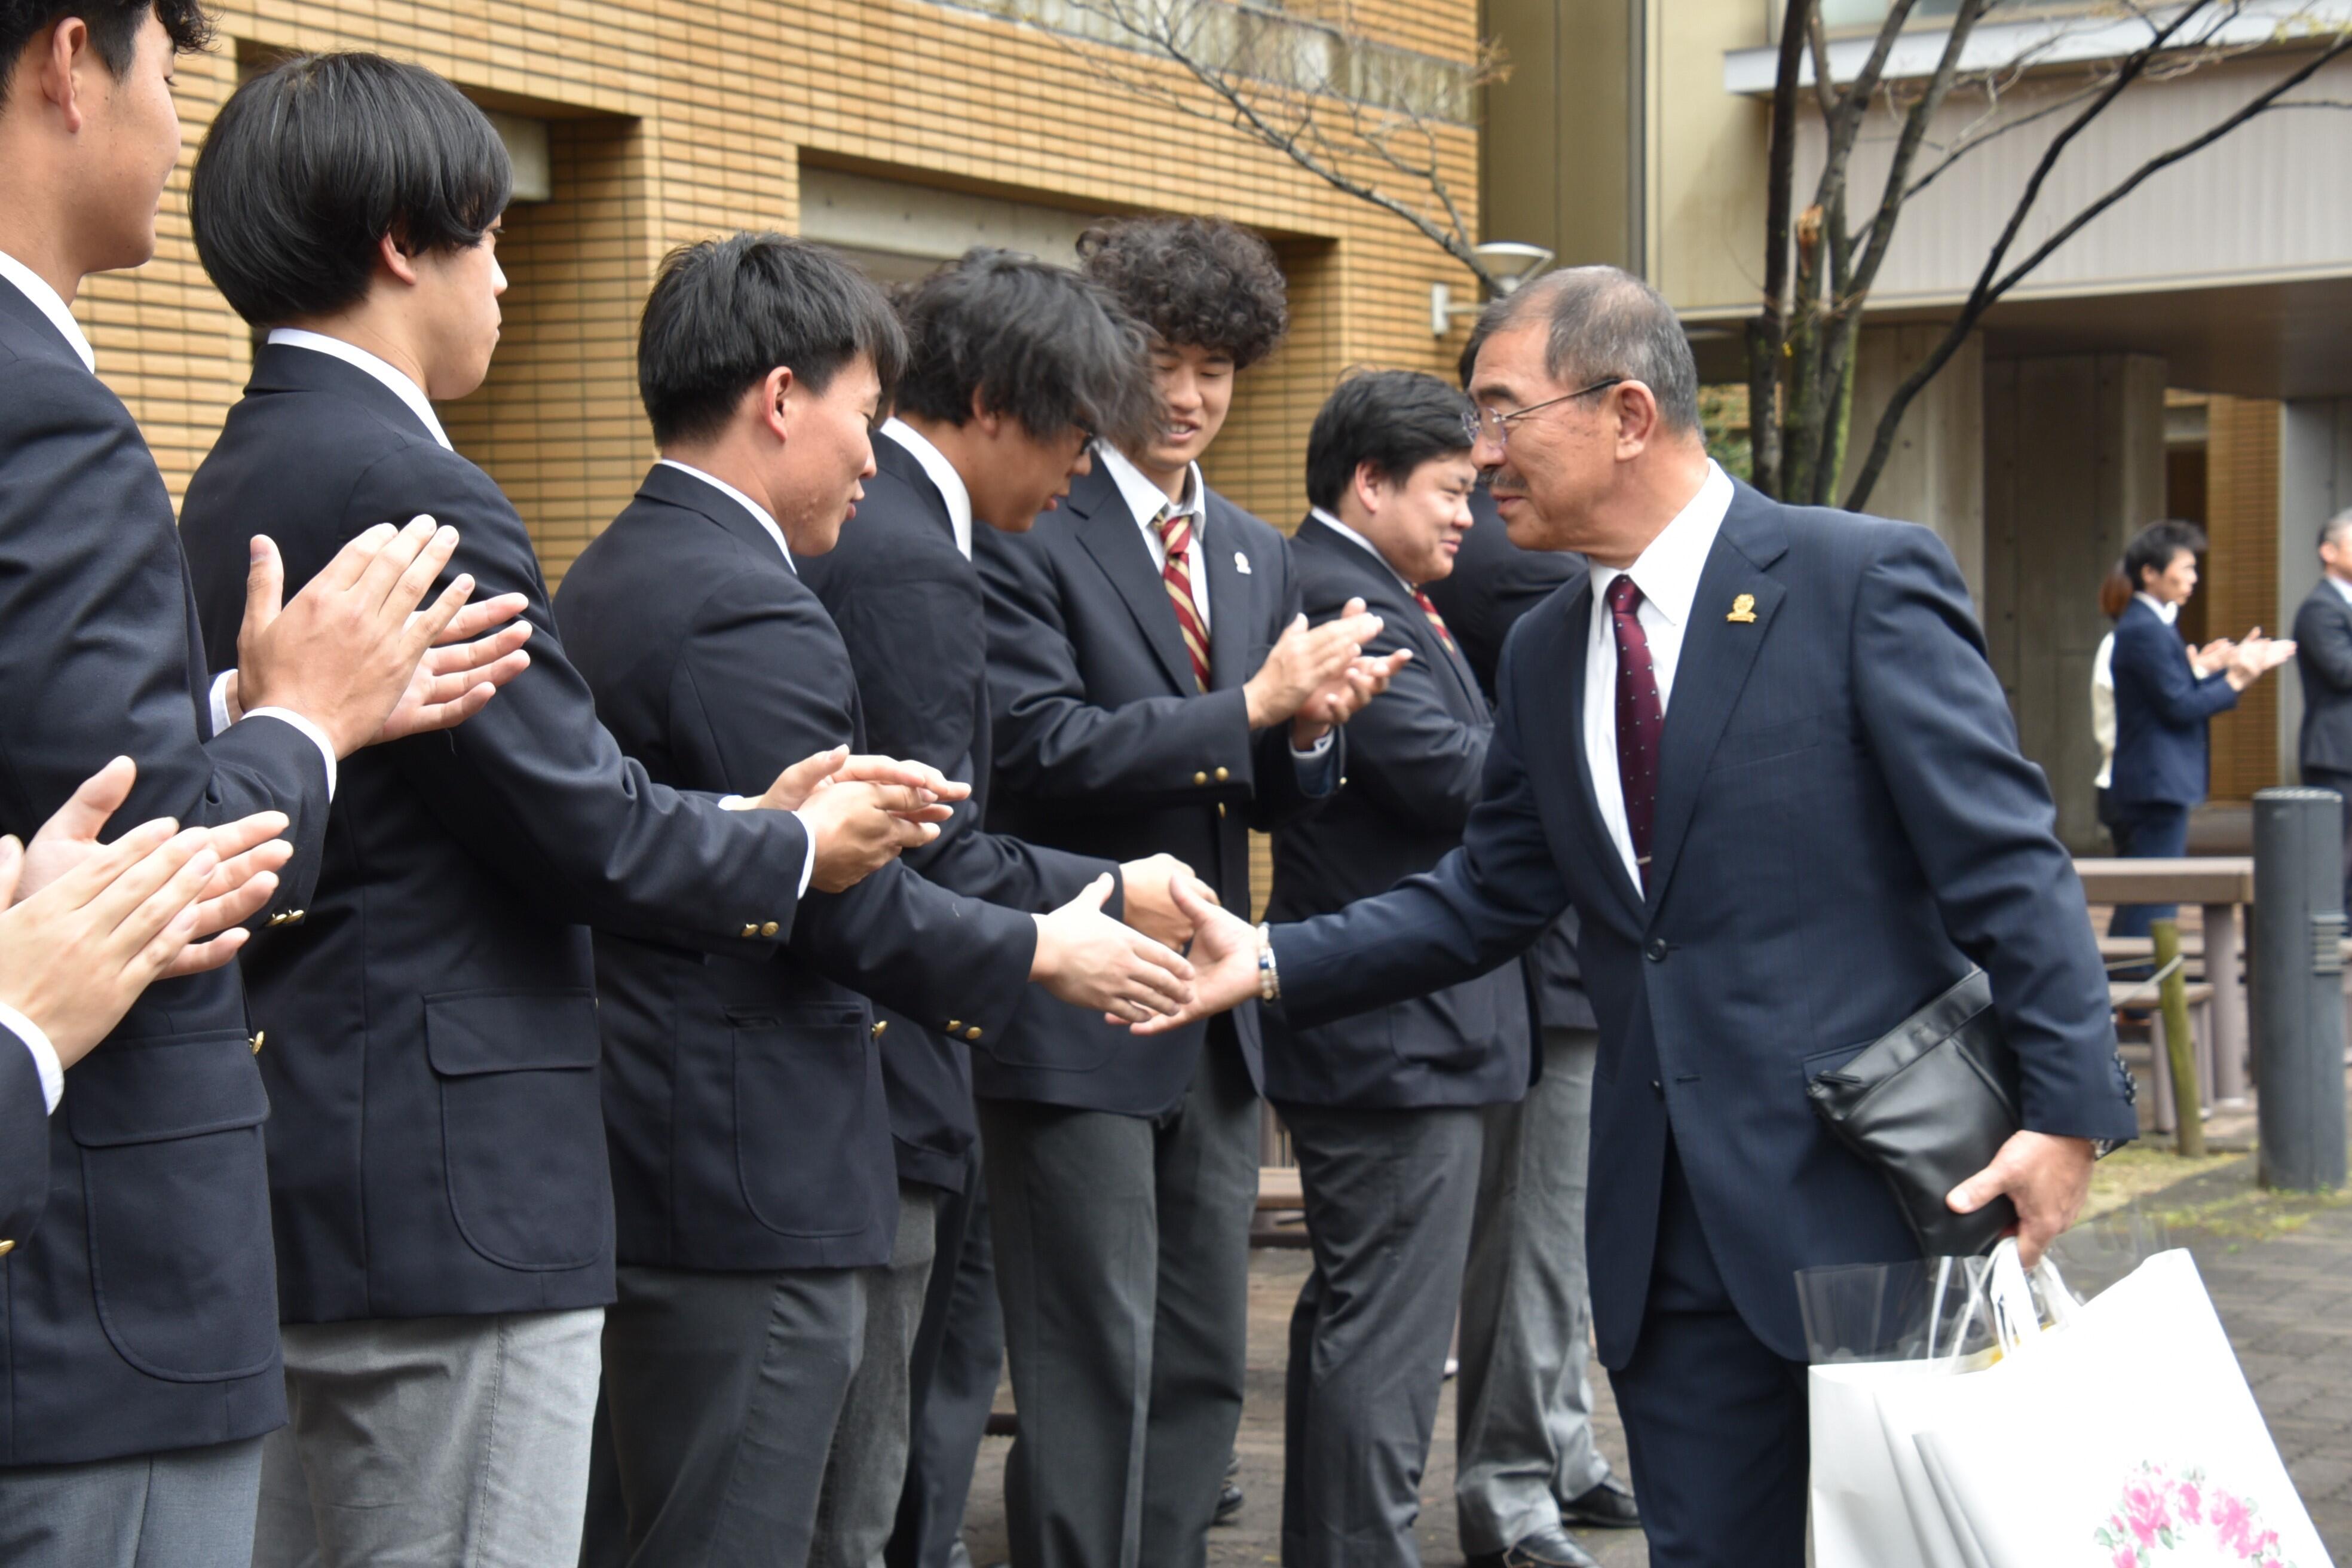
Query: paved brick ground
960 1159 2351 1568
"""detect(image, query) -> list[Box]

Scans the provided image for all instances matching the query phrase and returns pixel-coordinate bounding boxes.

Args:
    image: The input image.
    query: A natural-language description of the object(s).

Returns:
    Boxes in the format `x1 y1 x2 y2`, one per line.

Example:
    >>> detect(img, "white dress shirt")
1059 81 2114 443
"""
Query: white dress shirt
2332 576 2352 609
880 419 974 561
0 249 94 372
2134 590 2181 627
656 459 823 898
2092 632 2117 791
1585 461 1736 890
1309 506 1416 596
268 328 452 450
1098 442 1212 631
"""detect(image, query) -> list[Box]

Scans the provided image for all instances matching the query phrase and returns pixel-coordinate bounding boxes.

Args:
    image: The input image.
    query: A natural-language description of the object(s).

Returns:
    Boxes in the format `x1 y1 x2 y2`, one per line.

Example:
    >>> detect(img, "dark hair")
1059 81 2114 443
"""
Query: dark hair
892 248 1154 448
637 232 906 448
1476 265 1702 435
2098 561 2133 621
1077 216 1287 370
2320 509 2352 553
1306 369 1475 513
189 52 508 326
0 0 210 111
2124 519 2207 590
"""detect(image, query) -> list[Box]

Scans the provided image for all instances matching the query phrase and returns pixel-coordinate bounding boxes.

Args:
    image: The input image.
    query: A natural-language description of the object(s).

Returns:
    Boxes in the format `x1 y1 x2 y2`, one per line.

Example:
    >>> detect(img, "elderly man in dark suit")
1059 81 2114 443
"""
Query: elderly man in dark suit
797 249 1196 1568
1145 265 2139 1568
974 216 1401 1568
0 19 532 1564
2294 509 2352 904
177 57 957 1568
1263 369 1532 1568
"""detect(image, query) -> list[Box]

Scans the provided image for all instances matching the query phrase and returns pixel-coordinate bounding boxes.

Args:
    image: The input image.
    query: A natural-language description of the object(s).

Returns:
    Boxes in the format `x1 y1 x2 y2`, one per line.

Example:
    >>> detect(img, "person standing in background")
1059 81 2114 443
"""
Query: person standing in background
2108 520 2293 938
2091 564 2132 852
2292 509 2352 907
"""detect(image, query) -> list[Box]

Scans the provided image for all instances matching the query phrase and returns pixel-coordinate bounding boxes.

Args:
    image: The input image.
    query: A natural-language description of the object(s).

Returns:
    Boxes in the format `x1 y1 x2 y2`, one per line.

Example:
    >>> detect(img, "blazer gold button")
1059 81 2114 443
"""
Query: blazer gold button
1217 803 1226 817
1193 771 1208 786
250 1031 265 1055
760 921 780 938
1214 766 1229 782
740 923 760 939
871 1020 888 1040
964 1026 983 1041
0 1239 13 1258
946 1020 961 1033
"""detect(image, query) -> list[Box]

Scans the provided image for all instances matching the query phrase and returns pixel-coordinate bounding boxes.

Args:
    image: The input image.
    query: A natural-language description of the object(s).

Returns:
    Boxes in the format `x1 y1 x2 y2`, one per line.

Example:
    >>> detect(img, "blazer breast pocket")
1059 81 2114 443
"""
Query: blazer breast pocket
66 1029 279 1382
423 990 610 1273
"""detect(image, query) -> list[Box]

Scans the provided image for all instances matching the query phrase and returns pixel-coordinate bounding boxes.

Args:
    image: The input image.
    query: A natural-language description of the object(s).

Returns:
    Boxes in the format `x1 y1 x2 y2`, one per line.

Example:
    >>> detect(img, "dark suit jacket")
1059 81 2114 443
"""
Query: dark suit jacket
798 434 1119 1191
1419 489 1595 1033
975 460 1335 1115
1266 483 2136 1365
0 284 330 1466
557 465 1039 1270
180 345 813 1323
2109 596 2235 810
2295 581 2352 776
1 1034 49 1261
1261 517 1529 1109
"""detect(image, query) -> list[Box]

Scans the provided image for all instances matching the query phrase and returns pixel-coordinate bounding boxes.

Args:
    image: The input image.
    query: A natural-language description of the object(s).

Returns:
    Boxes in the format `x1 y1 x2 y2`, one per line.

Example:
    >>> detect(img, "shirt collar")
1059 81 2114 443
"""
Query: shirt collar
2134 590 2180 626
2331 576 2352 608
657 458 794 571
268 328 451 450
1309 506 1417 595
0 249 94 372
880 418 974 561
1590 460 1735 629
1097 442 1203 534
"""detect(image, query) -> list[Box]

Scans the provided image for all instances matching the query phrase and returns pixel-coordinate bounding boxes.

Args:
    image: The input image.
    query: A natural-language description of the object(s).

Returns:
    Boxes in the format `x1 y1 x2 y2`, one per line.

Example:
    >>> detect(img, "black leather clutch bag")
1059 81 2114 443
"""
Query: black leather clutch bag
1806 968 2020 1258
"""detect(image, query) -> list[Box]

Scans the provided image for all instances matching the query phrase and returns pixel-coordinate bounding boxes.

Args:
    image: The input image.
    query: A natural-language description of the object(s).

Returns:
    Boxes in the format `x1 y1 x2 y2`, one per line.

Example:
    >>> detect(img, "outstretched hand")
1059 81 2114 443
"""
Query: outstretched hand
1121 876 1260 1034
1032 874 1196 1023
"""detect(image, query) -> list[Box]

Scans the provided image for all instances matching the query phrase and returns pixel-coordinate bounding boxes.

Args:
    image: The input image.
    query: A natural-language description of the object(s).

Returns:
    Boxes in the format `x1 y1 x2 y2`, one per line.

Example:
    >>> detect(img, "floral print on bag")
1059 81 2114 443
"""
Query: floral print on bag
2094 1462 2295 1566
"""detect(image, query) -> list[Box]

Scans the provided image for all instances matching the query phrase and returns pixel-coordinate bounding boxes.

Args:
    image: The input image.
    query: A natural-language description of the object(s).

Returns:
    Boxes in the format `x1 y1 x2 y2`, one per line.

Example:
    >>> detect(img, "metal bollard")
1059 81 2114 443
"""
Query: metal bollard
2252 788 2348 1191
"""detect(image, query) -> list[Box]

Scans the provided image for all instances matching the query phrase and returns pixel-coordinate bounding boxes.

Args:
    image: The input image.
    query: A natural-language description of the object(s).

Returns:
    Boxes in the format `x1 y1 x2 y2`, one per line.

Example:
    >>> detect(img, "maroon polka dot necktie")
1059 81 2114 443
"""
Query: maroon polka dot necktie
1606 574 1662 890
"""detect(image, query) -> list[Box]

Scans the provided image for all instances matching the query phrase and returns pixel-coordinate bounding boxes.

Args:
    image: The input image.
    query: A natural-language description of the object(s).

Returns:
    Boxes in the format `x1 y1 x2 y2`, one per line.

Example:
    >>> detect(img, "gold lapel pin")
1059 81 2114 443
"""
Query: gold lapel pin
1727 593 1758 624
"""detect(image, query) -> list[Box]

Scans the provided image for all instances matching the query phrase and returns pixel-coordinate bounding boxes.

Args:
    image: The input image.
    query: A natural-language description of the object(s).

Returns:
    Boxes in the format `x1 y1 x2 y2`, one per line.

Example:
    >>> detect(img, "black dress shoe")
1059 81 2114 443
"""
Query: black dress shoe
1559 1475 1642 1530
1212 1451 1243 1525
1465 1523 1602 1568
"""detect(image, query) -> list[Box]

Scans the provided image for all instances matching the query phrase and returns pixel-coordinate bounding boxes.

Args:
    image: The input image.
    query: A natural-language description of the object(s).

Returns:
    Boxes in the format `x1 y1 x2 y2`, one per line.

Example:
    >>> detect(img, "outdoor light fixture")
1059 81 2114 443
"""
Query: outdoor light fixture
1431 241 1557 335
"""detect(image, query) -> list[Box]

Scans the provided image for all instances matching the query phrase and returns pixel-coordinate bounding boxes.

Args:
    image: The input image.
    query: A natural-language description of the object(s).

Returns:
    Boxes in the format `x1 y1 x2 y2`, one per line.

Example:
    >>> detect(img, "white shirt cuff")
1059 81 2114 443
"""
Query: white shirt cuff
0 1003 64 1113
242 708 338 803
1290 731 1335 761
719 798 819 901
208 670 237 737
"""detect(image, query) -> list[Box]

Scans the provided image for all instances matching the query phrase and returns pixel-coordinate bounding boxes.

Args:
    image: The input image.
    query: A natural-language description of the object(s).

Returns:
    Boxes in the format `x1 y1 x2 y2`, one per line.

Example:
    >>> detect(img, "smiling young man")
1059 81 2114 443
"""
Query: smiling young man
175 54 958 1568
972 215 1404 1568
556 233 1195 1568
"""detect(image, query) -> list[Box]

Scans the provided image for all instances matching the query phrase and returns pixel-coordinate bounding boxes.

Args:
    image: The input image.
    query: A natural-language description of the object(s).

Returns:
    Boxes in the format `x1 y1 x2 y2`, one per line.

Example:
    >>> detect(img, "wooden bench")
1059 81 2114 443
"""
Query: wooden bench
2110 976 2216 1135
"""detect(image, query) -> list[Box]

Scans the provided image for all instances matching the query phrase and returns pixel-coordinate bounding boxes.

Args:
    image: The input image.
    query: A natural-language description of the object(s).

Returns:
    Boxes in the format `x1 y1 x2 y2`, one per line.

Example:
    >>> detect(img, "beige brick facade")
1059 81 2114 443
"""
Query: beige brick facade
85 0 1481 583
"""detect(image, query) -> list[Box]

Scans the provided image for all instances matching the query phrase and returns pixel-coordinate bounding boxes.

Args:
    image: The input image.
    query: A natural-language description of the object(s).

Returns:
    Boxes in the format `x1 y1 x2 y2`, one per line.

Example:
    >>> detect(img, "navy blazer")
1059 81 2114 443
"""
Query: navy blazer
1 1034 48 1264
2109 596 2234 810
0 284 330 1466
975 460 1334 1115
1419 489 1595 1034
2294 583 2352 776
180 345 813 1324
1262 517 1529 1109
558 466 1039 1270
798 434 1118 1190
1266 483 2136 1365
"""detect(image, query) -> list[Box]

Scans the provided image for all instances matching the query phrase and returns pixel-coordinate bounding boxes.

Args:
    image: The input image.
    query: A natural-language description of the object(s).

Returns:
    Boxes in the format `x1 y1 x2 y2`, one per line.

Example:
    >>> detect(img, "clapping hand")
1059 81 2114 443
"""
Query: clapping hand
1120 877 1260 1034
740 747 970 894
2223 629 2296 689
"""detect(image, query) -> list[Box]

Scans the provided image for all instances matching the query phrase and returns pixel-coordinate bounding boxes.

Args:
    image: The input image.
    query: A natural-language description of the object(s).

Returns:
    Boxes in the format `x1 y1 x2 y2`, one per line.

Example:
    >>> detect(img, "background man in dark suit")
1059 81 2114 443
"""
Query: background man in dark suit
1425 483 1636 1568
2293 509 2352 904
797 249 1193 1568
1144 265 2139 1568
2107 518 2289 937
178 57 949 1568
0 19 529 1565
973 216 1401 1568
560 234 1191 1568
1264 369 1528 1568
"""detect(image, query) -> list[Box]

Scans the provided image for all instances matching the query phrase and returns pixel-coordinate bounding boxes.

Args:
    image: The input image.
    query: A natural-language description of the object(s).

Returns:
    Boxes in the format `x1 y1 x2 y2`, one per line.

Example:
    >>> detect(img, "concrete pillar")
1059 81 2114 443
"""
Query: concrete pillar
2278 399 2352 782
1983 352 2168 853
1843 324 1986 604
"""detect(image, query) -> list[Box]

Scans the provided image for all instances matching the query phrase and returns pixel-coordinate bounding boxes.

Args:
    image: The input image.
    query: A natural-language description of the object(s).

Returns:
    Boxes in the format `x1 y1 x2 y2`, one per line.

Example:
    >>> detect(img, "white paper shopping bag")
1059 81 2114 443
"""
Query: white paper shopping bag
1910 1250 2330 1568
1812 1356 1986 1568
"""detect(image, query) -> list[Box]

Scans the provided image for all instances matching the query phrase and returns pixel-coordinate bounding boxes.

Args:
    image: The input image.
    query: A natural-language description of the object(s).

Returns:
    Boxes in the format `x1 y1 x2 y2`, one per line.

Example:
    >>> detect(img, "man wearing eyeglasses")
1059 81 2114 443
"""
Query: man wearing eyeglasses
1133 266 2135 1568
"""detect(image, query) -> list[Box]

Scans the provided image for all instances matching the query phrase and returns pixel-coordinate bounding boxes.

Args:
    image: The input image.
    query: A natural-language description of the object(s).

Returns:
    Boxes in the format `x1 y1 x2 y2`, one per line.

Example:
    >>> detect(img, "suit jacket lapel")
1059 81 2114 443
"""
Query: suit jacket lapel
1558 580 1647 930
1200 503 1254 694
1071 466 1197 696
1643 490 1789 912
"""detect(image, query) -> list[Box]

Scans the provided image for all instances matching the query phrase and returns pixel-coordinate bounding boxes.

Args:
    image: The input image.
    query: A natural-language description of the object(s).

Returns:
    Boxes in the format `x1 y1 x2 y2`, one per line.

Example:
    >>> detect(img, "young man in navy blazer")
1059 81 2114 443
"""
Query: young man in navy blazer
1150 267 2140 1568
558 234 1195 1568
973 216 1402 1568
176 55 959 1568
2106 518 2289 936
1264 370 1533 1568
797 249 1198 1568
0 17 532 1563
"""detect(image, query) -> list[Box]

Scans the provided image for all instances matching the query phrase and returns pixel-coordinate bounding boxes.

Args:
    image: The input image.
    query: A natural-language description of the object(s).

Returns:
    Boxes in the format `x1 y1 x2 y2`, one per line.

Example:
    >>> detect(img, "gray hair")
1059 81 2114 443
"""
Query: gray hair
1473 265 1702 436
2322 509 2352 553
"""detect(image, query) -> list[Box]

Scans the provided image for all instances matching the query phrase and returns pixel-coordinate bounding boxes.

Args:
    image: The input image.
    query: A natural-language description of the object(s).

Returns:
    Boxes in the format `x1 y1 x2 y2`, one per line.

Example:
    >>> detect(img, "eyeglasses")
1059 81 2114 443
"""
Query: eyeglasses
1465 377 1628 448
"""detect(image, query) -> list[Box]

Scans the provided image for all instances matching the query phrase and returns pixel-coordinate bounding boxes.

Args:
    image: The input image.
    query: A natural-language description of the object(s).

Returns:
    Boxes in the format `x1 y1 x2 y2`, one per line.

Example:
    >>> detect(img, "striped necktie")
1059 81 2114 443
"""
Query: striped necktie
1413 588 1456 652
1156 507 1211 693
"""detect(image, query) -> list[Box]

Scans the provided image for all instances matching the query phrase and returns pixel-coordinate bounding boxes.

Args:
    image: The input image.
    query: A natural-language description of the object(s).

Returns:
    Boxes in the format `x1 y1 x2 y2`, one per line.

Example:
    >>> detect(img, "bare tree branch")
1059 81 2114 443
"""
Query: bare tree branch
1746 0 1818 498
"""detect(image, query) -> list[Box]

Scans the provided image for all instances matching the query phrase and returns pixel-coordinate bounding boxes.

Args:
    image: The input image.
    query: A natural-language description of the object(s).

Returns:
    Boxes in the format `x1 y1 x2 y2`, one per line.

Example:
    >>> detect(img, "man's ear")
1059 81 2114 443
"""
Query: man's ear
376 230 423 288
1352 460 1387 519
39 18 92 133
1613 381 1663 459
762 366 796 442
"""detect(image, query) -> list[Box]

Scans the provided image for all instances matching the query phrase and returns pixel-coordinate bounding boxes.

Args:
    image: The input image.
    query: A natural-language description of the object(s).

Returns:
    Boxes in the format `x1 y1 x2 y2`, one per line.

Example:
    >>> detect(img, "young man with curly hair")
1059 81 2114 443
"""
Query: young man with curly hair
971 216 1405 1568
